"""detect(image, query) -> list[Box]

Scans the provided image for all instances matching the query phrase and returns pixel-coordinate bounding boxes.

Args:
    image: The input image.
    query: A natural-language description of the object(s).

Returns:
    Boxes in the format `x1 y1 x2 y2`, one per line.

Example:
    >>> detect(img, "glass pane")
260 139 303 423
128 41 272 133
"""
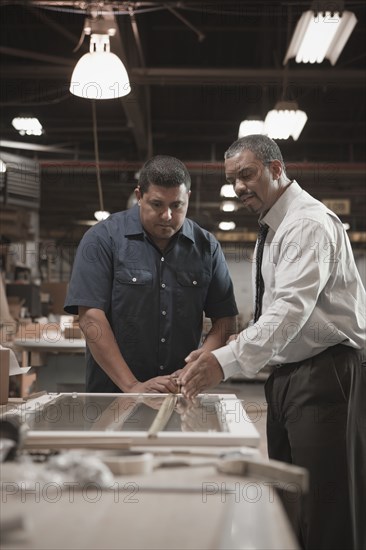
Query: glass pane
25 394 226 433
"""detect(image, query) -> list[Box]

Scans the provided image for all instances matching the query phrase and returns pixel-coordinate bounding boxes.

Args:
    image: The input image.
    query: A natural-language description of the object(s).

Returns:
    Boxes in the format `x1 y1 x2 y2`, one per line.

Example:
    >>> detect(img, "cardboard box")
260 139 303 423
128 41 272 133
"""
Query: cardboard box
40 282 68 315
16 322 43 341
64 326 83 339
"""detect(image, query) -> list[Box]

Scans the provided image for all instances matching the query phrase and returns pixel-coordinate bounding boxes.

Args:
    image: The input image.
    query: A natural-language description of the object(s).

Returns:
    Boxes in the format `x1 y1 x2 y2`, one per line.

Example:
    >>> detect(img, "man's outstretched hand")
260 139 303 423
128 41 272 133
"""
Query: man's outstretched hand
178 351 224 399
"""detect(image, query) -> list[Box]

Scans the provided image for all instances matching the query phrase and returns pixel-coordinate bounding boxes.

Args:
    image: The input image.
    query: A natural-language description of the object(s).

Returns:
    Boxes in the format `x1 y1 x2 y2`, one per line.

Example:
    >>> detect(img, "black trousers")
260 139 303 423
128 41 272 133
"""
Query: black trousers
347 350 366 550
264 344 366 550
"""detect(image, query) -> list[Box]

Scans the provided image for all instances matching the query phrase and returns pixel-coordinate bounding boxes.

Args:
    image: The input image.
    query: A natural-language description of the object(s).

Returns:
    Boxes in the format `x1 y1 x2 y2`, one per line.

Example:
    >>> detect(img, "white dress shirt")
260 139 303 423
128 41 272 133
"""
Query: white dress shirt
214 181 366 379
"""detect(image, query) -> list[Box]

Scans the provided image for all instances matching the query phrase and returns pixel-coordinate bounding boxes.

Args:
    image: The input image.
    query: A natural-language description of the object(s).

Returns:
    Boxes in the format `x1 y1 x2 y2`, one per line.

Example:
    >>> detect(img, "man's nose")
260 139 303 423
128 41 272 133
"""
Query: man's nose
161 207 172 220
234 178 247 196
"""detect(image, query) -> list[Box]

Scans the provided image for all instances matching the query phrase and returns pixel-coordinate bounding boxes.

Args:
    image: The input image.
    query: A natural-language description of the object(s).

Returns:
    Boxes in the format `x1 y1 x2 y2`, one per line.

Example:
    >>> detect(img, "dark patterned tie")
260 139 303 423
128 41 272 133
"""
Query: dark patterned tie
254 223 269 323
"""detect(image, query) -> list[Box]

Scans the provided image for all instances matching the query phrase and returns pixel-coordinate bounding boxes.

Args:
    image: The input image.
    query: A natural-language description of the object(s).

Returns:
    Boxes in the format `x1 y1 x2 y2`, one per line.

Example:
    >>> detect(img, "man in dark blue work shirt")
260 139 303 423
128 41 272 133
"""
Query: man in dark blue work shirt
64 155 238 393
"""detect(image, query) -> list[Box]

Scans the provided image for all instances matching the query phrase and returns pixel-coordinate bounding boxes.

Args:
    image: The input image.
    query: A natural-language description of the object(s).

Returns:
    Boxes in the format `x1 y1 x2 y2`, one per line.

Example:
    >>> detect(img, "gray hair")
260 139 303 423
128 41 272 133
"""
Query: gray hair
225 135 285 167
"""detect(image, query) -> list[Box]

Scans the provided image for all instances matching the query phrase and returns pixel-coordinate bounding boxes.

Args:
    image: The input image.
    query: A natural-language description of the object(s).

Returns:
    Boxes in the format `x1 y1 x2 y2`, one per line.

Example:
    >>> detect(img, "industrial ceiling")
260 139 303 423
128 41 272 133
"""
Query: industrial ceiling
0 0 365 244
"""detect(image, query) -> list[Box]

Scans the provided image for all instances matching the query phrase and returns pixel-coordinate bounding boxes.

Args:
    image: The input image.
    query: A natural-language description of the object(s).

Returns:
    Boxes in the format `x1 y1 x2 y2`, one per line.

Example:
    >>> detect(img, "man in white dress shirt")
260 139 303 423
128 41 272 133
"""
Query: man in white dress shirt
179 135 366 550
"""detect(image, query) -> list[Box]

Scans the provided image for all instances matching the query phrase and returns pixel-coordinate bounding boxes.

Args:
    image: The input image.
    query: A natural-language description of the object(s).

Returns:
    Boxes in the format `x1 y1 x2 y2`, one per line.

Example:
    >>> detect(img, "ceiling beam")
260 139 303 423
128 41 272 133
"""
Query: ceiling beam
1 66 365 88
0 46 71 65
108 9 149 159
131 68 366 87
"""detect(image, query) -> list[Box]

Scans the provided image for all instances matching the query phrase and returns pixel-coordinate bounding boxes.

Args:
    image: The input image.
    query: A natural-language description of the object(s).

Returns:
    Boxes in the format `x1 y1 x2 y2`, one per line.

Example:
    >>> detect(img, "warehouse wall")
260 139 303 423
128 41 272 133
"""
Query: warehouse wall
225 248 366 326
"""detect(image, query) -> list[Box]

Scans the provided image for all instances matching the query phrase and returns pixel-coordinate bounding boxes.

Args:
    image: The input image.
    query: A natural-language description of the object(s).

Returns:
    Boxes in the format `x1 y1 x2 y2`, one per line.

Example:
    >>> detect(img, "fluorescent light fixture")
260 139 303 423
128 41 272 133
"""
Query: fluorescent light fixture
70 34 131 100
0 160 6 173
219 221 236 231
283 10 357 65
94 210 110 221
12 117 43 136
238 119 265 138
264 101 307 140
220 201 238 212
220 184 237 198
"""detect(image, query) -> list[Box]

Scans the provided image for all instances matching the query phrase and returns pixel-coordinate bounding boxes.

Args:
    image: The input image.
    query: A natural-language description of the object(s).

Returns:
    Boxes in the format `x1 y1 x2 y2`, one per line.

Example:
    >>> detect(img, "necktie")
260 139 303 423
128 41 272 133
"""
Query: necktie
253 223 269 323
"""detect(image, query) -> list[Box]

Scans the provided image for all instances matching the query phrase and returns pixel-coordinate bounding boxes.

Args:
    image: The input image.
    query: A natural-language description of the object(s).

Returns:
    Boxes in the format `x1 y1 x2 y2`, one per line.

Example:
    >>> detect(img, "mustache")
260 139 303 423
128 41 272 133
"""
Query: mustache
237 192 255 199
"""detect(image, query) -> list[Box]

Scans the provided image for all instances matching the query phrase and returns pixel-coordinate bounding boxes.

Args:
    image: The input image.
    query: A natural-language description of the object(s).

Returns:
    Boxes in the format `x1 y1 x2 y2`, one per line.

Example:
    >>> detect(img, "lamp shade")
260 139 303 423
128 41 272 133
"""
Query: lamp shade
283 10 357 66
264 101 307 140
238 119 265 138
12 117 43 136
70 34 131 100
94 210 110 221
218 221 236 231
220 201 238 212
220 184 237 198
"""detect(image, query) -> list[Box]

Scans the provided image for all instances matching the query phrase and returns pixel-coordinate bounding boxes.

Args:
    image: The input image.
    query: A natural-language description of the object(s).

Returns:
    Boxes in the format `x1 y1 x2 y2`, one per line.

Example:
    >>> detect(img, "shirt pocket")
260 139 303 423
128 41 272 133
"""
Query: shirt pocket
176 271 209 318
116 268 153 286
114 268 153 320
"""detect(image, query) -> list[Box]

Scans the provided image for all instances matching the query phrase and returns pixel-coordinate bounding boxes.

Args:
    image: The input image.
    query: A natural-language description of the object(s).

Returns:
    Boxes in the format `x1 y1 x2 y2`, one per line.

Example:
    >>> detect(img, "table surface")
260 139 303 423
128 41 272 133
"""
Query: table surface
13 337 86 353
0 396 301 550
0 452 299 550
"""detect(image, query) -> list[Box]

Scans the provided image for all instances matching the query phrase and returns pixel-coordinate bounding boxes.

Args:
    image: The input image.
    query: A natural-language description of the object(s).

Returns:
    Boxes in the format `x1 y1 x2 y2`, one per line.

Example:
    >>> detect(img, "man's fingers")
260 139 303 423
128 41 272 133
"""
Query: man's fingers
185 349 203 363
181 370 203 399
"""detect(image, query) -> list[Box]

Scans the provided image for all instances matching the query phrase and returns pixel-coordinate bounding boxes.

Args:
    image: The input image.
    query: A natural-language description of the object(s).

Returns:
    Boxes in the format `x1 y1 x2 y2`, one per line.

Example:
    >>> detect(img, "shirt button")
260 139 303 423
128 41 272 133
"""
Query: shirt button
161 338 166 343
192 280 197 285
162 310 166 316
132 277 137 282
161 283 166 288
159 365 164 371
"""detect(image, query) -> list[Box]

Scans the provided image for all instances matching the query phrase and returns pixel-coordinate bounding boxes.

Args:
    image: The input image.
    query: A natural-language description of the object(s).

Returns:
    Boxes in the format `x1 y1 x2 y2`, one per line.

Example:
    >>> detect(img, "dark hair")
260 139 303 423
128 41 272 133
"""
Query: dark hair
225 134 285 167
138 155 191 195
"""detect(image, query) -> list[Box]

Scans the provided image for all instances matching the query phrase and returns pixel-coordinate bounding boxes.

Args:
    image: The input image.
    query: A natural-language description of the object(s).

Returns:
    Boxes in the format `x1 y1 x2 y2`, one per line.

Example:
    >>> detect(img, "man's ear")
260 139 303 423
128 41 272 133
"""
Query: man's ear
135 186 142 201
271 160 283 180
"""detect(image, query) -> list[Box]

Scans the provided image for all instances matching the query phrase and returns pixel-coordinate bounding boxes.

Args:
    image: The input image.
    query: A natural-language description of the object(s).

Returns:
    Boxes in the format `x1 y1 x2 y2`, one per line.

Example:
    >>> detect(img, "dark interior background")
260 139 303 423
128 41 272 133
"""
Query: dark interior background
0 0 365 245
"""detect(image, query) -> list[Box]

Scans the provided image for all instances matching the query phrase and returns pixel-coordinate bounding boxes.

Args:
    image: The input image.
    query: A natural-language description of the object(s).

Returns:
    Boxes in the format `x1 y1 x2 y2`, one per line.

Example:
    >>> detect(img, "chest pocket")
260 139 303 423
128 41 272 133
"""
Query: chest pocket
116 268 153 286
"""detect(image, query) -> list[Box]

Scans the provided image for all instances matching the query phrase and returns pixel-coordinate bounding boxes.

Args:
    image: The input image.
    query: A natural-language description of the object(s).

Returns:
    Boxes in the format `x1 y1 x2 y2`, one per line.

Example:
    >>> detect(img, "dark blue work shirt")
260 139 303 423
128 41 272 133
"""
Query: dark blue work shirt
64 204 238 392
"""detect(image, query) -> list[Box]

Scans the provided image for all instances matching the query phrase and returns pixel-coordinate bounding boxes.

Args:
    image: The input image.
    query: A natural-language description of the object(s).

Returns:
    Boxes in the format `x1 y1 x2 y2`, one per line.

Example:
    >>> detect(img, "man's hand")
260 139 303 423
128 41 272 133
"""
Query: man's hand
178 351 224 399
128 375 179 394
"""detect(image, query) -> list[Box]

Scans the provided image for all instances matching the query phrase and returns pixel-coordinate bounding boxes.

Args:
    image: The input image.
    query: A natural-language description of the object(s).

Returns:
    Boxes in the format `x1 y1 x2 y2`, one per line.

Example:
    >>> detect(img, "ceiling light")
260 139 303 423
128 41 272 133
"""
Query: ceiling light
70 16 131 100
220 201 238 212
283 9 357 66
12 117 43 136
220 184 237 198
264 101 307 140
0 160 6 173
238 119 265 138
219 221 236 231
94 210 110 221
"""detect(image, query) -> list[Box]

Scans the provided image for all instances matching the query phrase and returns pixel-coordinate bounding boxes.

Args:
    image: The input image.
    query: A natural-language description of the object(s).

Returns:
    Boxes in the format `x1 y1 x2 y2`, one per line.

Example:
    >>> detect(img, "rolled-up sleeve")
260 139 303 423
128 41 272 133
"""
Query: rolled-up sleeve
204 239 238 318
64 226 113 315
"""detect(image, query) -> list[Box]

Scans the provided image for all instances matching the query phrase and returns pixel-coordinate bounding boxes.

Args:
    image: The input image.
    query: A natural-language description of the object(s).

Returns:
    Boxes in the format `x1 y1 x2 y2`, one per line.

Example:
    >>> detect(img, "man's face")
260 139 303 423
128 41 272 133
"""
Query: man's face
225 149 282 215
135 183 190 244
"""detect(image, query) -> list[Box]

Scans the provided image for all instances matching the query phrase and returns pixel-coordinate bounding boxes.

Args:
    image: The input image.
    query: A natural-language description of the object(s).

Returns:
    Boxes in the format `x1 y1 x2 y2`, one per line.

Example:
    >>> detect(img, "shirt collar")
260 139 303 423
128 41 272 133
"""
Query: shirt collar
261 180 303 232
124 204 144 236
124 203 195 243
